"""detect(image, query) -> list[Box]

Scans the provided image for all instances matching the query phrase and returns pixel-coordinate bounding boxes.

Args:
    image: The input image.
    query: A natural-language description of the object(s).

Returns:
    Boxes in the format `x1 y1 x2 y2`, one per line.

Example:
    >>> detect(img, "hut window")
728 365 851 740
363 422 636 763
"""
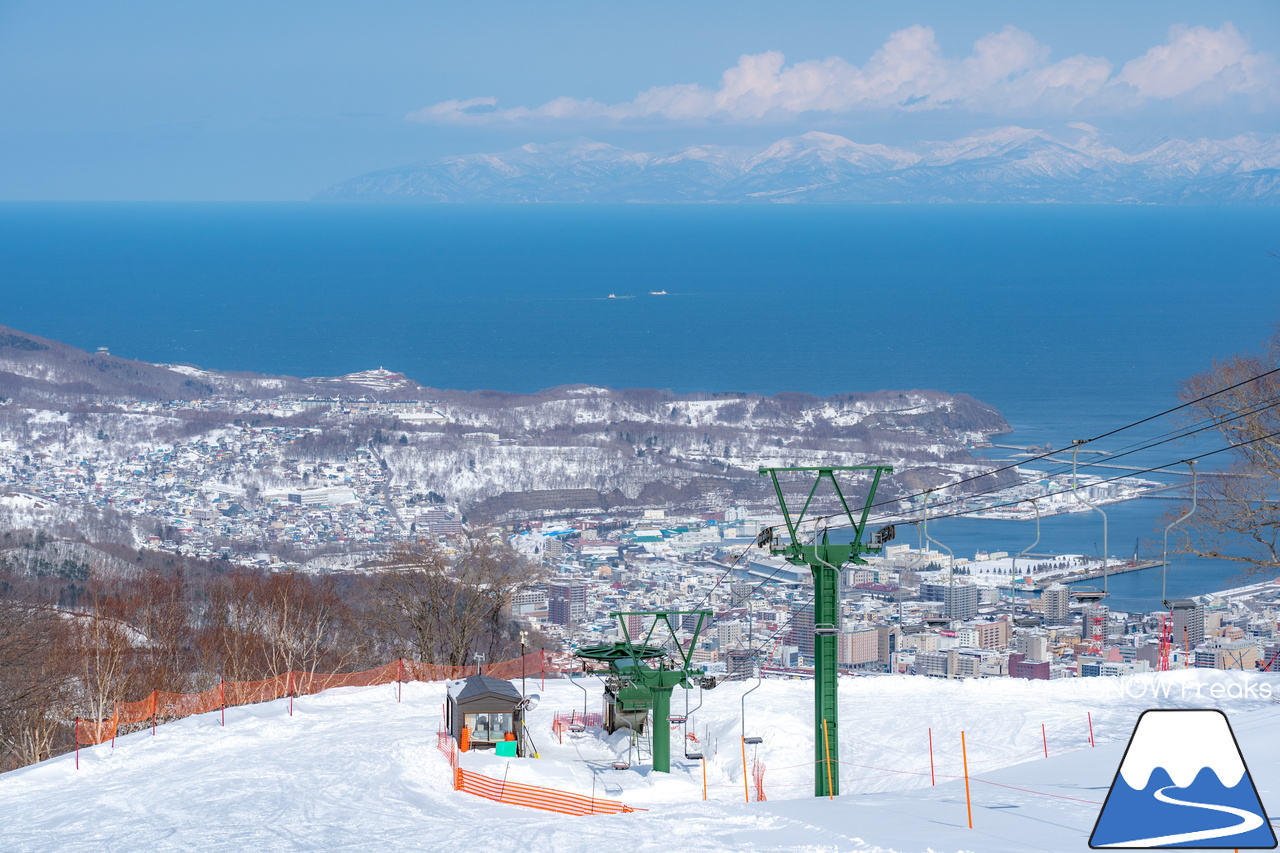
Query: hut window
464 712 512 741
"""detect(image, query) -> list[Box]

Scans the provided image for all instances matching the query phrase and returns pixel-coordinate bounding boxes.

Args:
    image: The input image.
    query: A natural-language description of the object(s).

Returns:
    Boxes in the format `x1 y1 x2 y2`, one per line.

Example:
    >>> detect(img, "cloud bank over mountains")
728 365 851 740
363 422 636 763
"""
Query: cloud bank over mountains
412 23 1276 125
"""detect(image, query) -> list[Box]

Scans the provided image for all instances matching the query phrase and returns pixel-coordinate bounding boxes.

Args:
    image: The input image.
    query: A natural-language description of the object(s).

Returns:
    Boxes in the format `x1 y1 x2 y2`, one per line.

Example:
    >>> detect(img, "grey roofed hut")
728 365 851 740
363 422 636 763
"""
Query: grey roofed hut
446 674 526 756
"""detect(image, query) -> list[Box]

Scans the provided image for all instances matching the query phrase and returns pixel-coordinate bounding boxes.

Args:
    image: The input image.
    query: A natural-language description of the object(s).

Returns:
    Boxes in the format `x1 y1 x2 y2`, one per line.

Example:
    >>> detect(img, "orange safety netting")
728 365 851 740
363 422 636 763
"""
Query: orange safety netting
77 651 570 746
551 711 604 742
436 728 641 816
752 758 767 802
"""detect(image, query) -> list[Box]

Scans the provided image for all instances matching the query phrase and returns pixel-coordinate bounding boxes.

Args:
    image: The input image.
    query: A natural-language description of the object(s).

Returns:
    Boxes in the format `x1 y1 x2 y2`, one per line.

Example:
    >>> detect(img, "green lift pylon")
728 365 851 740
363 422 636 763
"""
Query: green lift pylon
759 465 894 798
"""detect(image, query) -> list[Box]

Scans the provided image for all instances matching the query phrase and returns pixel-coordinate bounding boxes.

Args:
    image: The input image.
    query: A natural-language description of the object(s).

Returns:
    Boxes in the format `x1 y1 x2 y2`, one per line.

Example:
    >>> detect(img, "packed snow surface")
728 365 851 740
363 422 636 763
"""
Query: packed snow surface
2 670 1278 852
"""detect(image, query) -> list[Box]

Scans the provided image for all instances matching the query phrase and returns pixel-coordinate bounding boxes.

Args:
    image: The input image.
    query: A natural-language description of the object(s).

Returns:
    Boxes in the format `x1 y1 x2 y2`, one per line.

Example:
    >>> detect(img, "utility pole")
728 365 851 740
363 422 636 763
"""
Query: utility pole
759 465 894 797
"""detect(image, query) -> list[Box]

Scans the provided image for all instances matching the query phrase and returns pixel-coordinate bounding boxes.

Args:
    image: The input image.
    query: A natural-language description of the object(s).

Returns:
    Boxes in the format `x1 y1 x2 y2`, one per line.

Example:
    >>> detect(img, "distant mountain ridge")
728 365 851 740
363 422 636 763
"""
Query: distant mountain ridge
315 127 1280 204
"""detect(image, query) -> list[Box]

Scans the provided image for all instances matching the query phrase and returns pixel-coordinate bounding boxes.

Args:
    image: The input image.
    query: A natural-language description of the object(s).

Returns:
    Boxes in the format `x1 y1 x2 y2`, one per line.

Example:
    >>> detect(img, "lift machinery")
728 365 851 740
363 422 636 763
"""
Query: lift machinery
574 610 715 774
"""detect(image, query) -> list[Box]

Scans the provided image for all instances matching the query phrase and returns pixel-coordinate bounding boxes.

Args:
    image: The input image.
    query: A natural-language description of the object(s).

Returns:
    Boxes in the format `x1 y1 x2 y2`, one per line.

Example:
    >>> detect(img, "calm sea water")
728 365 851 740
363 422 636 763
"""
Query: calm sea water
2 202 1278 608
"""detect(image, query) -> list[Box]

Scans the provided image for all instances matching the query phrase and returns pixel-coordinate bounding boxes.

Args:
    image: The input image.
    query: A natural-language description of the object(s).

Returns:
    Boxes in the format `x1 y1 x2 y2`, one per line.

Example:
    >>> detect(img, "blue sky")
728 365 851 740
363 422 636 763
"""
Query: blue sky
1 1 1276 200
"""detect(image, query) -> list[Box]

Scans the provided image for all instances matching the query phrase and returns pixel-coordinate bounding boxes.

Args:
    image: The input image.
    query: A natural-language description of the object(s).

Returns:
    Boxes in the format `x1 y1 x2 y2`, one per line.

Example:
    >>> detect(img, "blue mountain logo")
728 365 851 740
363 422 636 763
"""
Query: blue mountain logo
1090 709 1276 849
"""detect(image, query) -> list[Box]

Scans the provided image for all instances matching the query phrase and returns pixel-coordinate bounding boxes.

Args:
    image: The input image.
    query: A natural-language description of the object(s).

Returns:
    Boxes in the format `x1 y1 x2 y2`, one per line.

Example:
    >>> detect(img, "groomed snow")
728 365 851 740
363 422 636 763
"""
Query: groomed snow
2 671 1277 852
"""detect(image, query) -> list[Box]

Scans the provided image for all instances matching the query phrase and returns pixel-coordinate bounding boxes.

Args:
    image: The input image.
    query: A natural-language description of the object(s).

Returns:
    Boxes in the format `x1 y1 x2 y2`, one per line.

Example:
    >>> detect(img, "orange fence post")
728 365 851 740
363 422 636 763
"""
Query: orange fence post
961 731 973 829
220 679 225 727
928 727 935 786
397 658 403 703
110 706 117 748
822 719 834 801
741 737 749 803
151 690 157 736
74 718 80 770
702 757 707 802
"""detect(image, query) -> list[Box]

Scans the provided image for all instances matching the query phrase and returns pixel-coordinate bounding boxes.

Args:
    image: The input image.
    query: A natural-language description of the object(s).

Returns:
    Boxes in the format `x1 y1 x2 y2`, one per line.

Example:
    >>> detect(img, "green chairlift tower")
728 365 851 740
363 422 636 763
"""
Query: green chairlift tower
575 610 713 774
759 465 894 798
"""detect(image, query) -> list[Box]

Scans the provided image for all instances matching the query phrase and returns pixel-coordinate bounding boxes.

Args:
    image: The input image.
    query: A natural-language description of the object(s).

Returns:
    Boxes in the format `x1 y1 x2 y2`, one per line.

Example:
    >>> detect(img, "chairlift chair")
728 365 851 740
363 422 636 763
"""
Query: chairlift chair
1072 586 1107 604
613 729 636 770
743 736 763 745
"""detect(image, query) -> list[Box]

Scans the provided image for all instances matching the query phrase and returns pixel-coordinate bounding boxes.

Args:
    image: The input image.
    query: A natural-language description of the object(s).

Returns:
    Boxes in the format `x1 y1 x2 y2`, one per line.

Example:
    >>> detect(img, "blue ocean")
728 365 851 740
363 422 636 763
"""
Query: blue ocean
2 203 1279 609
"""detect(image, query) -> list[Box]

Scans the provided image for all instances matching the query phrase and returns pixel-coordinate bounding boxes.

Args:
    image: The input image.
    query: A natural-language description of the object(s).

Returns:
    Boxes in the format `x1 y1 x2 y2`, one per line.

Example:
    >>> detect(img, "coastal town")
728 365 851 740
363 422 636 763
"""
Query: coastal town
2 391 1275 688
509 515 1280 685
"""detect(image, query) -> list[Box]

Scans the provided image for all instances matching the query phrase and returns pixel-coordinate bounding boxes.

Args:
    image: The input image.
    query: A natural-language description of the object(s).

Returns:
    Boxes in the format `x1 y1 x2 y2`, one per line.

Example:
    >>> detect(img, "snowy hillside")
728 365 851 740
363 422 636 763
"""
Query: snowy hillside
3 670 1278 852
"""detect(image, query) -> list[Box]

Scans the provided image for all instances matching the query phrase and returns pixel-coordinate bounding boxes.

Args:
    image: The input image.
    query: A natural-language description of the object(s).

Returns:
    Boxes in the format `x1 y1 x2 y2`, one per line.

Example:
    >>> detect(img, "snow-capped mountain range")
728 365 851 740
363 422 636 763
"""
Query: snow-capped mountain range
315 127 1280 204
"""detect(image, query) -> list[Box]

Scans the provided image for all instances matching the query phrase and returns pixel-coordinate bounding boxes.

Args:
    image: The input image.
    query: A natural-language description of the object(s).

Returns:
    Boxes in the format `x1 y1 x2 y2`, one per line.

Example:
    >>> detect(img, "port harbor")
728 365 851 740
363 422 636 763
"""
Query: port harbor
943 551 1167 590
924 467 1167 521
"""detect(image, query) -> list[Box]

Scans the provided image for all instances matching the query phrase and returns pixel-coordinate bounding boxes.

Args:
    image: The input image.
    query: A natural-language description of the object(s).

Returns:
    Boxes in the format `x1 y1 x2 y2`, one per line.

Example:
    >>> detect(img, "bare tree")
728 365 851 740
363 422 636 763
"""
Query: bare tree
197 570 361 681
0 600 75 769
1174 328 1280 575
254 572 359 676
370 533 543 667
71 589 141 728
196 572 271 684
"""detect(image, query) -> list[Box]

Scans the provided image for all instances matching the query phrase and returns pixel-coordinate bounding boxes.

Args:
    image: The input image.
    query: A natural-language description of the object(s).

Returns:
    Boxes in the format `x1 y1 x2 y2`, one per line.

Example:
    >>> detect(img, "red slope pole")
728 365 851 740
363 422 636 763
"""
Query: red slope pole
928 727 936 786
961 731 973 829
1088 712 1095 747
1042 723 1048 758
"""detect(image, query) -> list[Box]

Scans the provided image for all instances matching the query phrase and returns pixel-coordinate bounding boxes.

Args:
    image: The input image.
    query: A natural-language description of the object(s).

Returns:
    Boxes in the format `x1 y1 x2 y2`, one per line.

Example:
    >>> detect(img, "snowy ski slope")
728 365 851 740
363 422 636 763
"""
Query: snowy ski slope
1 670 1278 852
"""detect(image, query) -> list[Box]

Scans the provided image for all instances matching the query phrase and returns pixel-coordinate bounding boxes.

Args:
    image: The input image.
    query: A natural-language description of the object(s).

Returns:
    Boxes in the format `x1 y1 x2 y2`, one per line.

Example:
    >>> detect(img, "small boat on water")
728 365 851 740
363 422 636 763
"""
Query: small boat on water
649 290 668 295
607 293 617 299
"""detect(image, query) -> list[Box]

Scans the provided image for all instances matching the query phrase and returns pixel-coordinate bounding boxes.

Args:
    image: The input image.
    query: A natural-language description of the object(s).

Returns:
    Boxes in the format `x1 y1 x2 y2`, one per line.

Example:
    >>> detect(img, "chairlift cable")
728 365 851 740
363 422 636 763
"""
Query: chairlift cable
739 423 1280 661
826 386 1280 531
880 389 1280 524
684 369 1280 656
755 366 1280 538
749 385 1280 547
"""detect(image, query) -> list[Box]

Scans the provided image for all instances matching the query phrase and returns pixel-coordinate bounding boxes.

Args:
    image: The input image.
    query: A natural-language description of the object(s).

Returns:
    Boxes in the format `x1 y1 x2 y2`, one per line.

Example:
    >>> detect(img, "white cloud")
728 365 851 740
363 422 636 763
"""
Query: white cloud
408 23 1278 125
1116 23 1274 100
